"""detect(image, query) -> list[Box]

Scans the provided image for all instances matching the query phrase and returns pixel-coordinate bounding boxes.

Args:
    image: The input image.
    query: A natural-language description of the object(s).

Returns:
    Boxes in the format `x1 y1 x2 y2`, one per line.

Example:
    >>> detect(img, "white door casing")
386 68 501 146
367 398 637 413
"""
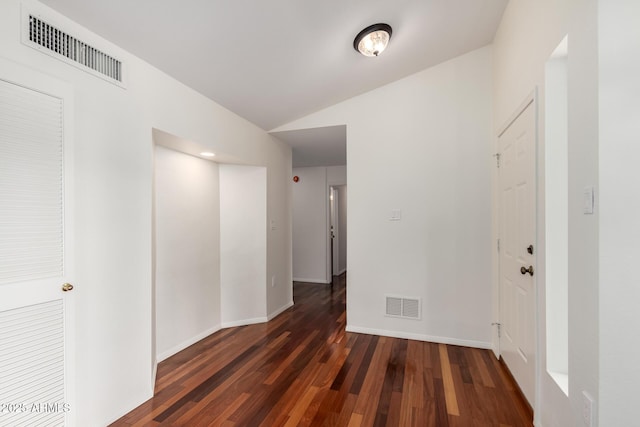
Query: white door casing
330 186 339 276
498 98 537 406
0 59 75 427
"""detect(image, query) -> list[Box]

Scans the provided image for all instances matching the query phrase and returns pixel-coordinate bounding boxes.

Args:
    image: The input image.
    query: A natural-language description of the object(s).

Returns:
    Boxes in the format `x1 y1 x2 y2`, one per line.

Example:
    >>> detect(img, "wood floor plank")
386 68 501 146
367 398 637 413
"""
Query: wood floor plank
439 343 460 416
472 348 496 388
109 274 533 427
449 360 471 420
333 393 359 426
352 336 393 425
347 413 363 427
398 341 418 426
264 330 319 385
284 385 321 427
205 392 250 426
433 378 450 426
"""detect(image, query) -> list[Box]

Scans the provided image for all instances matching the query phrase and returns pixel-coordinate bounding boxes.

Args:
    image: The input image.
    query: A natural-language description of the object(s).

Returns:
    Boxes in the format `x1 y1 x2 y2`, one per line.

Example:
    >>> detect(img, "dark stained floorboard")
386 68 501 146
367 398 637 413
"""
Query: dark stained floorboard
110 274 533 426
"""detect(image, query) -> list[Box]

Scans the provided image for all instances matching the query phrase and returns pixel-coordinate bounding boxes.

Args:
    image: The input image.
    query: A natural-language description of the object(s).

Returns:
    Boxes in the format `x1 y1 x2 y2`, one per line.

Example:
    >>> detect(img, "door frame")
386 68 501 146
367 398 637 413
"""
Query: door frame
0 56 76 426
493 89 540 413
329 186 338 279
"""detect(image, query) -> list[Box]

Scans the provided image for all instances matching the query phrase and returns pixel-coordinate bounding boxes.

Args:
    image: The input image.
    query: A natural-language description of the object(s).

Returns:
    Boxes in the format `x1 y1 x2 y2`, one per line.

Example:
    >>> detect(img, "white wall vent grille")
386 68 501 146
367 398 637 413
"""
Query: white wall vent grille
385 295 421 320
22 12 124 87
386 297 402 317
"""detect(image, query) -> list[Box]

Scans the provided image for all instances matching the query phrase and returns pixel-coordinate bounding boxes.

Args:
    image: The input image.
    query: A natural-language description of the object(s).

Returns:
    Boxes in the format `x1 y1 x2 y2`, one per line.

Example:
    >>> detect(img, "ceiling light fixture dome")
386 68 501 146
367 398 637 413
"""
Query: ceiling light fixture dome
353 23 392 57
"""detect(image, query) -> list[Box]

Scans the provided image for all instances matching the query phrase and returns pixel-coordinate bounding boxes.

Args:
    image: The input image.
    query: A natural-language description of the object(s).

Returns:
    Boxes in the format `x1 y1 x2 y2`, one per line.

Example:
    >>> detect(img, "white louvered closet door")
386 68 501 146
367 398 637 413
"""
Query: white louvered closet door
0 65 75 427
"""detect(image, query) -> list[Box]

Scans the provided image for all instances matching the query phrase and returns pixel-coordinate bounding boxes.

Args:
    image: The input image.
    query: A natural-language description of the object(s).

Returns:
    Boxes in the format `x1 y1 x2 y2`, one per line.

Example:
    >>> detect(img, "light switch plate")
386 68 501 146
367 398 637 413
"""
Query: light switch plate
583 186 594 214
390 209 402 221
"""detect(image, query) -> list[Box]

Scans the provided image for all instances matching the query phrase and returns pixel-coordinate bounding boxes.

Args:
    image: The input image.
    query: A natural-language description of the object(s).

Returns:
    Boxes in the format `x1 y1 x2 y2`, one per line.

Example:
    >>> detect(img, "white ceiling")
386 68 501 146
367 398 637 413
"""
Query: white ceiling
271 125 346 168
40 0 508 164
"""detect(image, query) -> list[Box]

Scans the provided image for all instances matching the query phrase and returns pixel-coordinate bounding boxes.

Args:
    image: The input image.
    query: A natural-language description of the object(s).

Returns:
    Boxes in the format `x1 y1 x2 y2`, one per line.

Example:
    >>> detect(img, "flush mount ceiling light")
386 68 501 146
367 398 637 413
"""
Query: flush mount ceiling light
200 152 215 157
353 23 392 57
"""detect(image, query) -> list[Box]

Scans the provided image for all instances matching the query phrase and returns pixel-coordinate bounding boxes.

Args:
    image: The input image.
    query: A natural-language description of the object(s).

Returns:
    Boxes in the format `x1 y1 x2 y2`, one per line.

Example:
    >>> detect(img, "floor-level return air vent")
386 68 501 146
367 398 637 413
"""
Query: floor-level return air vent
385 295 421 320
22 11 124 86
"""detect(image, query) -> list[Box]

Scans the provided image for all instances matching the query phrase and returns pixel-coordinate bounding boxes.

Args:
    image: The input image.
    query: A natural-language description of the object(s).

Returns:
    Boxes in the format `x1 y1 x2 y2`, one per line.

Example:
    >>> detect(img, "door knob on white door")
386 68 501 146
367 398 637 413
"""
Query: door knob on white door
61 283 74 292
520 266 534 276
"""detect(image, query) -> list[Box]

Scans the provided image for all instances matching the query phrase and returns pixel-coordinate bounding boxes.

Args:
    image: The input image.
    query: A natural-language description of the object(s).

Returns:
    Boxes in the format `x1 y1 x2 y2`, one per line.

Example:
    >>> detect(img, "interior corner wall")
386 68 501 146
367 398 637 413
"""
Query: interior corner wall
219 165 267 325
0 1 292 424
277 46 494 348
154 146 221 361
292 167 329 283
492 0 598 425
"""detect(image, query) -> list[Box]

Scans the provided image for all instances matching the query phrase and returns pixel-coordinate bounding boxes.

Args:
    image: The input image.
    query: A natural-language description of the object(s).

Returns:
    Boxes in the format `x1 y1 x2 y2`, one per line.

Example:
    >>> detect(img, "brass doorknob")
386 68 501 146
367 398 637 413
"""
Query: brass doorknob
520 266 534 276
62 283 74 292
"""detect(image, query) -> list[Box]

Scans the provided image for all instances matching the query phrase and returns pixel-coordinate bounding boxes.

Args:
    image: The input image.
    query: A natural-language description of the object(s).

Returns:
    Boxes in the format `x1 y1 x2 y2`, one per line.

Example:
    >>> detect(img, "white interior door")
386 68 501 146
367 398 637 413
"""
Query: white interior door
498 99 536 406
0 63 75 426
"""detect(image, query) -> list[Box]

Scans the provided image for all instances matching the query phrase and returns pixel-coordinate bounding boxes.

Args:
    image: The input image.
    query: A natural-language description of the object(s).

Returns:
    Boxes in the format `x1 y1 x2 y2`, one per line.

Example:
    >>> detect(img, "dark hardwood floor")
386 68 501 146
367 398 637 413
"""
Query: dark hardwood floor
111 274 532 426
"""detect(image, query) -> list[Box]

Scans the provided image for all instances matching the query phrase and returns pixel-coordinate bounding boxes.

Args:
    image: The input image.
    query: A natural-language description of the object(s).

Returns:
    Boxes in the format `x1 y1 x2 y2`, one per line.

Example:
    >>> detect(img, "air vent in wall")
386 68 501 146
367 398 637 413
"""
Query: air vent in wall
22 12 124 86
385 296 421 320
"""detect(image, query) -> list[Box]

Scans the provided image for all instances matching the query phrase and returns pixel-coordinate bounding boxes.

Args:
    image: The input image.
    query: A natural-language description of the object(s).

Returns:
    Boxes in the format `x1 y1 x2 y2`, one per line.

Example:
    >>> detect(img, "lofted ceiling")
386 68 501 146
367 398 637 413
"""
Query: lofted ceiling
271 125 346 168
40 0 508 164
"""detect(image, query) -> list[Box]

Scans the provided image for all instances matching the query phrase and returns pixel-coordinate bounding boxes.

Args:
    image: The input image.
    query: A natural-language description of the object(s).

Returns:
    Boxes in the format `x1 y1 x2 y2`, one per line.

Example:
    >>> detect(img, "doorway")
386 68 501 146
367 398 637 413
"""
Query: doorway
497 96 537 406
292 166 346 284
329 185 347 284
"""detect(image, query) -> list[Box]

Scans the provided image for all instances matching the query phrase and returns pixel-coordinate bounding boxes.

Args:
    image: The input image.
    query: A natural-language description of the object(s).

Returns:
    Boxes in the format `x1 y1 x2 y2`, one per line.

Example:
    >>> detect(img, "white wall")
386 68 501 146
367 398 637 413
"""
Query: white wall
598 1 640 425
292 167 329 283
492 0 598 425
327 165 347 186
276 46 494 348
154 146 220 361
0 1 292 425
265 140 294 319
219 165 267 326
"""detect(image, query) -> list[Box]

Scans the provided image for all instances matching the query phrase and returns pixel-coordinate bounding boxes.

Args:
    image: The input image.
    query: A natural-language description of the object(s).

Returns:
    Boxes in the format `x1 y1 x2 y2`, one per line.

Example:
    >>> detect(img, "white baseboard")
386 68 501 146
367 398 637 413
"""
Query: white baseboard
293 277 330 284
345 325 492 350
221 316 268 328
156 323 221 363
155 305 294 366
268 301 294 320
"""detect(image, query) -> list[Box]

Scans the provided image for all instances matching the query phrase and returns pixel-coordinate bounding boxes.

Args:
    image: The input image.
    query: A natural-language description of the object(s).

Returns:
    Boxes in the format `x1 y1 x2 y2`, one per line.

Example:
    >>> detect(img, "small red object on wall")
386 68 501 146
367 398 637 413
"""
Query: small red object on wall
293 175 299 183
